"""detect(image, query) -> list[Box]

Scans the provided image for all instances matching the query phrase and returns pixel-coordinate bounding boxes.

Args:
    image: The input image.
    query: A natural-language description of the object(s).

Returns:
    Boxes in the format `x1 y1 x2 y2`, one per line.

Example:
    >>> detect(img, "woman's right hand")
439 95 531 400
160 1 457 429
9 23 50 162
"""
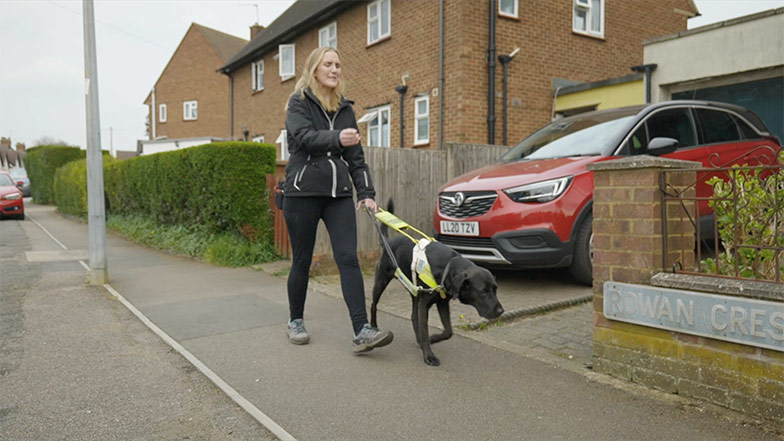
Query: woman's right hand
339 128 361 147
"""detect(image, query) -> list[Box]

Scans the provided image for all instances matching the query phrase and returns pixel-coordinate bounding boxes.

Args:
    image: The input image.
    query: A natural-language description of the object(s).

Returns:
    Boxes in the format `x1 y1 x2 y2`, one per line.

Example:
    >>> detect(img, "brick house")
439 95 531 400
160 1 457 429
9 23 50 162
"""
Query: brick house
143 23 249 149
219 0 698 160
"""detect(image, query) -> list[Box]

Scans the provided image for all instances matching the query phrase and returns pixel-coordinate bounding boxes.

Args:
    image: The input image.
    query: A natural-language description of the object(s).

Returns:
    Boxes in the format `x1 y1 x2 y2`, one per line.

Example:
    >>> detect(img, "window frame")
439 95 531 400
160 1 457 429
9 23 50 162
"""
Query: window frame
252 59 264 91
367 0 391 45
276 129 290 160
183 100 198 121
414 96 430 146
252 135 265 143
498 0 518 19
158 103 167 123
278 44 296 80
572 0 604 38
319 22 338 48
361 105 391 147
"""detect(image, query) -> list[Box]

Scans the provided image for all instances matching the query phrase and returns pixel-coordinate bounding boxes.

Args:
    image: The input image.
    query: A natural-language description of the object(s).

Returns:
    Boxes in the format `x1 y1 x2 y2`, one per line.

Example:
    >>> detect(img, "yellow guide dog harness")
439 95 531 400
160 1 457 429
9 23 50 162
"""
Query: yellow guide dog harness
371 208 451 299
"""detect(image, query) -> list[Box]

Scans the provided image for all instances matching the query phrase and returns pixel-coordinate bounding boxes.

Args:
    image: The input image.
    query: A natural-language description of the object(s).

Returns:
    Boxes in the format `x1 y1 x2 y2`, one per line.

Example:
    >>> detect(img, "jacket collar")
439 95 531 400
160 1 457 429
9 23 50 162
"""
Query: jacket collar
303 87 353 110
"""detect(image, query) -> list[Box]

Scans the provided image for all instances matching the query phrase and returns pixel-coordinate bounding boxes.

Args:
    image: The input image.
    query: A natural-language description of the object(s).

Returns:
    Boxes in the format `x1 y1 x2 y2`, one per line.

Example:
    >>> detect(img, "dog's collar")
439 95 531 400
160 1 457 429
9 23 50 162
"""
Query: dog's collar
438 257 459 299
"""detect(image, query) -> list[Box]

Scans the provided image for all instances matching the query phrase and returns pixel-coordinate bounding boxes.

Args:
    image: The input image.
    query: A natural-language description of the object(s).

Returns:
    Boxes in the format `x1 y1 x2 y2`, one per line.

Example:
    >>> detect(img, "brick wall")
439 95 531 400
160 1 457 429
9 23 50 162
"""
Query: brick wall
146 25 232 140
229 0 694 159
588 156 784 425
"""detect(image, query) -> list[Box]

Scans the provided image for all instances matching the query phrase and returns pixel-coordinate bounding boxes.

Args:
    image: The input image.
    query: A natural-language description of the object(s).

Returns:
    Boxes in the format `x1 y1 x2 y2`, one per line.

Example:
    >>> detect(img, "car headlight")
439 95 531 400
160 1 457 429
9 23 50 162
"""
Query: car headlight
2 192 22 201
503 176 573 203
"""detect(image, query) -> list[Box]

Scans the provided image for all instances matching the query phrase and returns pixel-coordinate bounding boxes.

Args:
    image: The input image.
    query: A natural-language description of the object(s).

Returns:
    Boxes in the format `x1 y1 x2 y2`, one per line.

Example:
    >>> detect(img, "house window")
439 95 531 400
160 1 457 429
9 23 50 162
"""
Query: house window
252 135 265 143
367 0 391 45
252 60 264 91
158 104 167 123
573 0 604 37
276 129 290 160
414 96 429 145
359 106 391 147
279 44 295 80
319 22 337 48
499 0 518 18
183 100 198 120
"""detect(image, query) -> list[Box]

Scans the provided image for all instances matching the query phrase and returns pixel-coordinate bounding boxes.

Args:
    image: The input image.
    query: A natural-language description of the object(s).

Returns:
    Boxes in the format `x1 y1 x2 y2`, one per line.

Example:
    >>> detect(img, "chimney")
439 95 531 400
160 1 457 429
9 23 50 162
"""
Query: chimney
250 24 265 40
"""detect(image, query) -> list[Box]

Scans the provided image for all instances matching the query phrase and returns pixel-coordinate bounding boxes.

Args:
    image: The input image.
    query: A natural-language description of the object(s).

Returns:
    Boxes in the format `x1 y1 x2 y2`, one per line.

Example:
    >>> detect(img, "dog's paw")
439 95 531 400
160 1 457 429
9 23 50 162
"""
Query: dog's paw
424 354 441 366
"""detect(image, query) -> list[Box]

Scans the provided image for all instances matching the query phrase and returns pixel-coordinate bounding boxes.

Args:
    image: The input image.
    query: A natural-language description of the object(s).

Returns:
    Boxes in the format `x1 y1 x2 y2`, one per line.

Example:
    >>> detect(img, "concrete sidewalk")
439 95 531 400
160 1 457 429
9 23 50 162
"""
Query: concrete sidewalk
3 204 781 440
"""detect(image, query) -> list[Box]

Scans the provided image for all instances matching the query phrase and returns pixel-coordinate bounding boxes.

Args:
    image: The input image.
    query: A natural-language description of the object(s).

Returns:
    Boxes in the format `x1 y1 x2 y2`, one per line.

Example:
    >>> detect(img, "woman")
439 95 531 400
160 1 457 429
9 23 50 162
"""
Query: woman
282 47 393 353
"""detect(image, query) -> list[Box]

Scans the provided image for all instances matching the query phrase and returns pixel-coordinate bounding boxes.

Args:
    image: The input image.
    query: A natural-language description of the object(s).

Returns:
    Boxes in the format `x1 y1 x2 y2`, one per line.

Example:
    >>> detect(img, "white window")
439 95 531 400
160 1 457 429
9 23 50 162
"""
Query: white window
367 0 391 45
278 44 295 80
252 135 265 143
414 96 429 145
158 104 167 123
252 60 264 91
359 106 391 147
183 100 198 120
319 22 337 48
276 129 290 160
573 0 604 38
499 0 518 18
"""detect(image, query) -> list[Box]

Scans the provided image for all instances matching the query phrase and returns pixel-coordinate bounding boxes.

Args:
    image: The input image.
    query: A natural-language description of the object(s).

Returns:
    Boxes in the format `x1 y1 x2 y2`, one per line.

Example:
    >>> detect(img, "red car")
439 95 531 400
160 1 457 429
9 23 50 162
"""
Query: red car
0 171 25 220
435 101 781 285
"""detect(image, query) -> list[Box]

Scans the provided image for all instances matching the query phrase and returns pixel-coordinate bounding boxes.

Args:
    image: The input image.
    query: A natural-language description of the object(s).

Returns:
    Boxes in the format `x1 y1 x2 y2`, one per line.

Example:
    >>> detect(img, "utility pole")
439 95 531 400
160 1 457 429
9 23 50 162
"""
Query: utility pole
82 0 108 285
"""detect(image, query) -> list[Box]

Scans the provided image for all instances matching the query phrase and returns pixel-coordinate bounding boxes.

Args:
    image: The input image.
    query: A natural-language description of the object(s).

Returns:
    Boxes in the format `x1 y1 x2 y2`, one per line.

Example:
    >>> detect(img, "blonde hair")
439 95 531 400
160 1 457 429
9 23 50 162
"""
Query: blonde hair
291 47 345 112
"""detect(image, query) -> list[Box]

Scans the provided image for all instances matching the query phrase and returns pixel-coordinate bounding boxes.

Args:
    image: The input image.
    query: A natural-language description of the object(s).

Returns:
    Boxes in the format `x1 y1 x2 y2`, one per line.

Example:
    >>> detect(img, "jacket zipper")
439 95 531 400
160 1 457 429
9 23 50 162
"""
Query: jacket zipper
315 99 345 198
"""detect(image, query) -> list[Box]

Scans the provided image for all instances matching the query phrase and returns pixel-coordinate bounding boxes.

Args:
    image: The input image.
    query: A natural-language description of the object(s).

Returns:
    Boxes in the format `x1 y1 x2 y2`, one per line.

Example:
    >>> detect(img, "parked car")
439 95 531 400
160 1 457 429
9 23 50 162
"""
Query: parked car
9 167 30 197
434 100 781 285
0 171 25 220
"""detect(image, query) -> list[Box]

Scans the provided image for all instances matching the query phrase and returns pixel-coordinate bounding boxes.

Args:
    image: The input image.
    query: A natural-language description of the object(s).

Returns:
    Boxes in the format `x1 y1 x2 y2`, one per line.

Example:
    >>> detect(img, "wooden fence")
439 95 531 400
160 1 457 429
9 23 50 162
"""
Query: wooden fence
266 143 511 270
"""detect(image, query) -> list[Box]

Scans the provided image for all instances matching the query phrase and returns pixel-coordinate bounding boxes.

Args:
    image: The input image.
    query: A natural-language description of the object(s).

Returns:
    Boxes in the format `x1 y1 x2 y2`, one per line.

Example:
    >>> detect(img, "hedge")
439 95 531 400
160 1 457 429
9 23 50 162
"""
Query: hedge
25 145 85 204
52 153 114 218
104 142 277 243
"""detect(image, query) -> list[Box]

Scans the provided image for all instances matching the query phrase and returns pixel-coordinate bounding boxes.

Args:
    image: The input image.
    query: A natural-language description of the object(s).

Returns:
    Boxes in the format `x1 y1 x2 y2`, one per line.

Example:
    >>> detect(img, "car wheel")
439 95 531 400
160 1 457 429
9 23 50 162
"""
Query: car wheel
569 213 593 286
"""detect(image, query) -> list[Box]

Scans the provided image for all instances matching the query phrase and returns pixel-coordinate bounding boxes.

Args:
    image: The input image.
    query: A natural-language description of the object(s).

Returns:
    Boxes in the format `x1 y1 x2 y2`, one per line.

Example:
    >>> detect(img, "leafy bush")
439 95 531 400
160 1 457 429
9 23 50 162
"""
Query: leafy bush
53 153 114 218
104 141 277 244
702 151 784 280
25 145 85 204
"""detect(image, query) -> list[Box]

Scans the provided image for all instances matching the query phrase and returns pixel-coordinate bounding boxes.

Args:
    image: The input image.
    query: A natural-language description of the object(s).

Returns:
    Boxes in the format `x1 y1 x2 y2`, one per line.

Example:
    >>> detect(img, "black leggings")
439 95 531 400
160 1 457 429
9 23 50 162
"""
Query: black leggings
283 196 367 335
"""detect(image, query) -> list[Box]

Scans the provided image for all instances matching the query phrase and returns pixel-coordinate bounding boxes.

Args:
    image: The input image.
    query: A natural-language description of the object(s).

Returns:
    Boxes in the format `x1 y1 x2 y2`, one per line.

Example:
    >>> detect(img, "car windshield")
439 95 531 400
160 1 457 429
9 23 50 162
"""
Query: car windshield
0 174 14 186
9 168 26 178
501 109 639 161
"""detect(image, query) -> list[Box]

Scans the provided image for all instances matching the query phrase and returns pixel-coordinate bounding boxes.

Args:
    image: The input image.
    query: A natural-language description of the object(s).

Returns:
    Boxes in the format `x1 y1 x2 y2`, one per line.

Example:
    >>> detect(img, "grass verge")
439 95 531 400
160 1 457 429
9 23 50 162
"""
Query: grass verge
105 213 279 267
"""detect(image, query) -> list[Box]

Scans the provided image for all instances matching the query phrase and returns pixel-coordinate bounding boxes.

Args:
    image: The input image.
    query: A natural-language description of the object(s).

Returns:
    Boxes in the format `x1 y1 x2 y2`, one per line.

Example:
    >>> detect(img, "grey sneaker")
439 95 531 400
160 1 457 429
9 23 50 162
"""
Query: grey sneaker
352 324 393 353
287 319 309 345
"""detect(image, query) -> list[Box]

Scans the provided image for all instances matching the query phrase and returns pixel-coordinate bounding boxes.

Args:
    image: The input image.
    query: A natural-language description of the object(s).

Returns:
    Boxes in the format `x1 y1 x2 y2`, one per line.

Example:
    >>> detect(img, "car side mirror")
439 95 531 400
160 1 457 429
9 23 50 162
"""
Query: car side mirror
647 137 679 156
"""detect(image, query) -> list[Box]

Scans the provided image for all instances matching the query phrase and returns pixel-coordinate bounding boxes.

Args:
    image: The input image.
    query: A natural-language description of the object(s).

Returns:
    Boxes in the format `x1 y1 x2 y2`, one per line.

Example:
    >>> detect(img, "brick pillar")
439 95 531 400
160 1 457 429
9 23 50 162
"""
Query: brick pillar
586 155 699 381
587 155 700 291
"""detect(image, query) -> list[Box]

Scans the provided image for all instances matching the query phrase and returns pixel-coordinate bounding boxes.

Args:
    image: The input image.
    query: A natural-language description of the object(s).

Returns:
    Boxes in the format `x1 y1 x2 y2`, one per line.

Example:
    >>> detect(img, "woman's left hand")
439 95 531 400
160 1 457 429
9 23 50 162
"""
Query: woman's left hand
357 198 377 212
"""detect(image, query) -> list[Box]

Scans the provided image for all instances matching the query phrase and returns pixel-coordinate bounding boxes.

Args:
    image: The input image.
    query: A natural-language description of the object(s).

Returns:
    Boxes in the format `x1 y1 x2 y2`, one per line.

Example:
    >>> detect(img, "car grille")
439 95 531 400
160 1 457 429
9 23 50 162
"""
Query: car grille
437 235 495 248
439 191 497 219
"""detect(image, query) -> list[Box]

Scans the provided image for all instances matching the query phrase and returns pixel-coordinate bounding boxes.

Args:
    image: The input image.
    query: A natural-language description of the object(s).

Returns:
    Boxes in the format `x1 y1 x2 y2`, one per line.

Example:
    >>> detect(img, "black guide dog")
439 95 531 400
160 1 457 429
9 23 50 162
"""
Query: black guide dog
370 200 504 366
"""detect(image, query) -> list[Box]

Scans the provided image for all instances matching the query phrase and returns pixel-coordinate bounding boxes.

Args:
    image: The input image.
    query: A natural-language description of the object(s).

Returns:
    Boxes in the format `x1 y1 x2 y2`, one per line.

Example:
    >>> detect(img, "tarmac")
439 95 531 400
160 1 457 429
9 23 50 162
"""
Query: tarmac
1 202 782 441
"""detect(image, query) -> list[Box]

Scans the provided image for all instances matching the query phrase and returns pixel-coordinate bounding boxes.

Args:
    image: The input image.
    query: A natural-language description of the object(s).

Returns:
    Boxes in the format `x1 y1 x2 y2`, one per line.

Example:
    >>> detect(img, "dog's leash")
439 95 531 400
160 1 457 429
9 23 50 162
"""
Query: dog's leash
363 206 448 299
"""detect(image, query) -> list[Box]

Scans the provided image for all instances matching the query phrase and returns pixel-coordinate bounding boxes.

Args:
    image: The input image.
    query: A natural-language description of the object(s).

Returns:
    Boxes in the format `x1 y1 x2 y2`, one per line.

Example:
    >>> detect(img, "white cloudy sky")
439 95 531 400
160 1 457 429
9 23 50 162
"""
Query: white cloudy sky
1 0 782 153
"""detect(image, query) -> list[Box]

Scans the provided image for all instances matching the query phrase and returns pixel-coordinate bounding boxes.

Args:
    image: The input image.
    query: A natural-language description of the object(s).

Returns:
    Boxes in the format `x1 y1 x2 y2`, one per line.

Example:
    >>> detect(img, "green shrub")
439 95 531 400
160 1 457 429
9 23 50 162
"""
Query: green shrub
53 153 114 218
702 151 784 280
106 213 278 267
104 141 277 244
25 145 85 204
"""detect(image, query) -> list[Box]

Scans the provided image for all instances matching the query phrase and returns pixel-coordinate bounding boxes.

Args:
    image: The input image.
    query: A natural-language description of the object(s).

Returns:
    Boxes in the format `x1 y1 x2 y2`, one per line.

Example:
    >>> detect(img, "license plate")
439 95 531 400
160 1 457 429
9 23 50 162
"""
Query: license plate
440 221 479 236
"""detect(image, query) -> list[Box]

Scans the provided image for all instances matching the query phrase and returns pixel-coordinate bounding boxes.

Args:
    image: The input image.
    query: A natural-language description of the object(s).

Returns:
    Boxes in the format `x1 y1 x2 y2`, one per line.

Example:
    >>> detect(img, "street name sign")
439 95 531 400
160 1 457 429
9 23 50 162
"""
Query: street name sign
604 281 784 352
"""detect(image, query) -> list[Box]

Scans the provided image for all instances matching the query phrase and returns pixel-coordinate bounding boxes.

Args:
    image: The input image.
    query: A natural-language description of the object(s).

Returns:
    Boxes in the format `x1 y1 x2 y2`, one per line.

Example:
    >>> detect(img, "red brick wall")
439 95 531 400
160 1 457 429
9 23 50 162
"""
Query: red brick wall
230 0 693 158
145 25 233 140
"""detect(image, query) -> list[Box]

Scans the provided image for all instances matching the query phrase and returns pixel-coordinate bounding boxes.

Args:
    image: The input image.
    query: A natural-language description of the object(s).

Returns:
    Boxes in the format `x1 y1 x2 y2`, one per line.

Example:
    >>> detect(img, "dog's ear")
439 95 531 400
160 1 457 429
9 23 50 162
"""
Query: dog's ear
445 270 470 300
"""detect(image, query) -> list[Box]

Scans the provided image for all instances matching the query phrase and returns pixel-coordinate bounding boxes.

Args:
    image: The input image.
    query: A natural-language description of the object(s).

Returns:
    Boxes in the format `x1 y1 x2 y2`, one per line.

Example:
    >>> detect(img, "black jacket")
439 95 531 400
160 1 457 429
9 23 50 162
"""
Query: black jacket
283 88 375 200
